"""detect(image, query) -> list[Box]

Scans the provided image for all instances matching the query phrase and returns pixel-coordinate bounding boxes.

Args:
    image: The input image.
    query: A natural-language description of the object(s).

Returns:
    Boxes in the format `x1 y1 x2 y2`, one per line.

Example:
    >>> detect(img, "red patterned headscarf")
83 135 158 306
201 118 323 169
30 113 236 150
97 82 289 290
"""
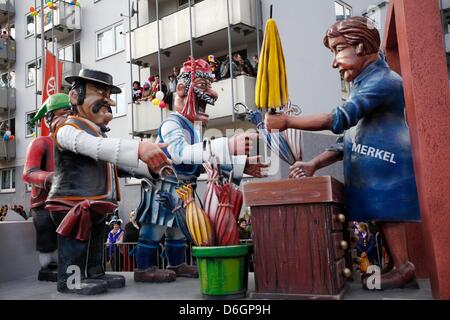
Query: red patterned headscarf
178 57 215 121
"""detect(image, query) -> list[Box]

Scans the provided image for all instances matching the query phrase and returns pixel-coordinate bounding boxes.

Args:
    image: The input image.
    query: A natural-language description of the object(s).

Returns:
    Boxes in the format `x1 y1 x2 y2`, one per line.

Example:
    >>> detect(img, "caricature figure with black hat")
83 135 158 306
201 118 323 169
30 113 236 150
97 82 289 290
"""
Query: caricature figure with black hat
45 69 171 295
23 93 72 282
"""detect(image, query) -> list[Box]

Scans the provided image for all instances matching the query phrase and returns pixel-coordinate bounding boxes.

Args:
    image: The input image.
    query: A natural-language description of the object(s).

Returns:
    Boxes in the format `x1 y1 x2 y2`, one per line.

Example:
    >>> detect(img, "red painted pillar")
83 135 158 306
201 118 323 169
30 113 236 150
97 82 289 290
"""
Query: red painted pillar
383 0 450 299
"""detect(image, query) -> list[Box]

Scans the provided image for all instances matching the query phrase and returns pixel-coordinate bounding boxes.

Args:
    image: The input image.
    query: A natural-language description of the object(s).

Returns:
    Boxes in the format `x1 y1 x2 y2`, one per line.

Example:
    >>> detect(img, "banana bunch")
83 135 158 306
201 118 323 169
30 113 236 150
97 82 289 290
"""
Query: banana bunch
176 184 214 246
255 18 289 109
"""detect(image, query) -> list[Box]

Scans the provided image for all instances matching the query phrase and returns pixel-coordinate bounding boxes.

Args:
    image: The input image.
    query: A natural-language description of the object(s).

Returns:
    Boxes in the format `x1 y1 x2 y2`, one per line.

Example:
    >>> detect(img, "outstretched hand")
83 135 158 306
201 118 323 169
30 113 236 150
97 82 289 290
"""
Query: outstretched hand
264 112 288 132
289 160 316 179
138 142 172 173
244 156 270 178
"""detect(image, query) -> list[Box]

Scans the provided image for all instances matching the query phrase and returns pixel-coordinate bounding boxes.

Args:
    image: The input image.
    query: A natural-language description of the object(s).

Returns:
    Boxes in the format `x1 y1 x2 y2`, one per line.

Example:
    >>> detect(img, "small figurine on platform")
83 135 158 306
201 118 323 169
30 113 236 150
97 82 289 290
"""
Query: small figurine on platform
23 93 72 282
265 16 421 290
45 69 171 295
133 57 269 283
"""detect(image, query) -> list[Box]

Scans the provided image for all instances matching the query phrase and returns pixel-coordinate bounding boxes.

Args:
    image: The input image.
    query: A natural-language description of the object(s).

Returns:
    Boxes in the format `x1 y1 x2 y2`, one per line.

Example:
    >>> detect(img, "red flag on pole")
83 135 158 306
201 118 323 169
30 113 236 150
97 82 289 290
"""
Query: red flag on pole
40 49 63 136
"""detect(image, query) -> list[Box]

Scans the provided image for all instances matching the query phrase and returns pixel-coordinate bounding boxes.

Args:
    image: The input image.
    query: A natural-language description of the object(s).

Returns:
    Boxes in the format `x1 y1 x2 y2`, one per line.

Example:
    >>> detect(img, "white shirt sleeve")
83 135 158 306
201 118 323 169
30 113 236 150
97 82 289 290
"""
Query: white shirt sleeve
160 119 233 165
56 125 140 168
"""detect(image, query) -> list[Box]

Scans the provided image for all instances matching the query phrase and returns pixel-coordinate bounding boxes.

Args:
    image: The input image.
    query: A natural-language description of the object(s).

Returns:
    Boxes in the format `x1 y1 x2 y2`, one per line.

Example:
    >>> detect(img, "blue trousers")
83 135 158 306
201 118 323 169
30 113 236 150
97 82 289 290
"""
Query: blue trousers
134 223 187 270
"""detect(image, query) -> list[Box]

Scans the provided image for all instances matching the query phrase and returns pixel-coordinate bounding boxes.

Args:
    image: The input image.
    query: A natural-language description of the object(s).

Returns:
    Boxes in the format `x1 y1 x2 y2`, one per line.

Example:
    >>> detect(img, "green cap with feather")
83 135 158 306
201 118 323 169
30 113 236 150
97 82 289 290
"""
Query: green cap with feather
27 93 71 127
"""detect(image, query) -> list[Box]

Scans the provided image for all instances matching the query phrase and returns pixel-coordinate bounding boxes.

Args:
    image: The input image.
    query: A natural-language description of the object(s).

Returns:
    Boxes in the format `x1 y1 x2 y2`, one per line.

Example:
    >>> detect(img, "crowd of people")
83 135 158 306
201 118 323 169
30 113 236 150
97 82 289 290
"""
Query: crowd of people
131 53 259 108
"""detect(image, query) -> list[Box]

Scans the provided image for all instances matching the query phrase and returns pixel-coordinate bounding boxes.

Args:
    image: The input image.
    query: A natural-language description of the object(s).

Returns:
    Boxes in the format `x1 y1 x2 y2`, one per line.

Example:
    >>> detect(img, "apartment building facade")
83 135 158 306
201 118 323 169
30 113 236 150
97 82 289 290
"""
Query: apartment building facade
0 0 447 223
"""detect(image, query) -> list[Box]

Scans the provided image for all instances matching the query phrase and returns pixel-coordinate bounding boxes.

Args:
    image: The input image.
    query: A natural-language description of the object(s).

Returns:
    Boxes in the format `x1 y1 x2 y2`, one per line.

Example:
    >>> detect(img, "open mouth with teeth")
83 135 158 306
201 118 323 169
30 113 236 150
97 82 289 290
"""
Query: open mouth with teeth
196 100 209 119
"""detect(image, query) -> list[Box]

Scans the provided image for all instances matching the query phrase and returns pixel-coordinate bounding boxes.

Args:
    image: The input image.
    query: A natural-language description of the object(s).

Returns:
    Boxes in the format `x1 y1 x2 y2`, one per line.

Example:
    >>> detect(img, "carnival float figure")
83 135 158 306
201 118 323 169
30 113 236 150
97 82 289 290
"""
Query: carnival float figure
265 16 420 290
45 69 171 295
23 93 72 282
133 57 269 283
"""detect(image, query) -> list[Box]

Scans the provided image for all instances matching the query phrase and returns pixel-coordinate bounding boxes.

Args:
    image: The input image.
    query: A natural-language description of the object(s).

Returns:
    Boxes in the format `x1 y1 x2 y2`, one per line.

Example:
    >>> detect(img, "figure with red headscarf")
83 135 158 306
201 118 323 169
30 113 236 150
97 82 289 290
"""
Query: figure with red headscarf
132 57 269 283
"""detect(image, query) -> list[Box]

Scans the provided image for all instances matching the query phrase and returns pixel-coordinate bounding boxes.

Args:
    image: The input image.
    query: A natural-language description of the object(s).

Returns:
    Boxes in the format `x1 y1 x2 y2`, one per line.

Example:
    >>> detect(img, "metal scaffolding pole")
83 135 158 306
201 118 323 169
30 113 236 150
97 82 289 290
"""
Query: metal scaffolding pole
255 0 261 57
41 0 46 95
128 0 135 137
51 1 58 94
6 0 11 158
156 0 163 122
188 0 194 58
226 0 235 122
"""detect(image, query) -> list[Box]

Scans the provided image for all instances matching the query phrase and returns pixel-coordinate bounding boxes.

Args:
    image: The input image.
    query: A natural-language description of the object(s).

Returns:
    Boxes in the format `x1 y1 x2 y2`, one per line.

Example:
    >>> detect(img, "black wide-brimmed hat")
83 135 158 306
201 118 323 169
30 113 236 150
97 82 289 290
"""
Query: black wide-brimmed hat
65 69 122 94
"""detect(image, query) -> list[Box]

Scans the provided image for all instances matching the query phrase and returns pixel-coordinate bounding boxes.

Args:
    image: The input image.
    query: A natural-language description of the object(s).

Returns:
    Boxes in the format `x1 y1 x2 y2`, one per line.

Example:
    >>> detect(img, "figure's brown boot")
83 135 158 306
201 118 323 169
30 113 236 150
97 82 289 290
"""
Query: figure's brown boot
363 261 419 290
134 266 176 283
167 263 199 278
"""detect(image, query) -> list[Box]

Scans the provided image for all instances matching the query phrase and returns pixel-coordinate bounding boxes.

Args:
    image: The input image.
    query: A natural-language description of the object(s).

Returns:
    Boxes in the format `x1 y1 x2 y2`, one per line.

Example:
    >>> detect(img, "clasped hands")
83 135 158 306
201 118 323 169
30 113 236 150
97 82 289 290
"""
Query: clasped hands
228 132 269 178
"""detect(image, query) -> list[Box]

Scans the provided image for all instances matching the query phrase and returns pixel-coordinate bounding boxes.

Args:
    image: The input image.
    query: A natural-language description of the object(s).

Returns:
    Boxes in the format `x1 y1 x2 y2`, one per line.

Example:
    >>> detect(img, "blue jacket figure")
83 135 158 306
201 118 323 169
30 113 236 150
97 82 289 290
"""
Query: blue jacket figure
265 17 420 290
133 57 268 282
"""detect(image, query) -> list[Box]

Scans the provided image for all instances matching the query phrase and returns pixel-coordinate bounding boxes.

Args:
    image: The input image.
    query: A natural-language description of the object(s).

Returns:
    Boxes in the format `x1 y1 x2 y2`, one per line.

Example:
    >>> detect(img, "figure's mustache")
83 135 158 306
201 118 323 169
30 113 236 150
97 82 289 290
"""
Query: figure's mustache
193 88 216 106
92 100 112 114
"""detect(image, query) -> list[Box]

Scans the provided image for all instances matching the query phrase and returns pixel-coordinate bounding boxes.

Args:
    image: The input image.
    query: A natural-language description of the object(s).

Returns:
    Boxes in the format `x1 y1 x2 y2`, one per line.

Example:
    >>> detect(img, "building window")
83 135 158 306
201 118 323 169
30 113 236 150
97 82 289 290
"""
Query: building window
335 1 352 21
26 13 35 37
96 22 124 60
0 71 15 88
111 85 127 117
26 59 42 87
0 168 15 193
58 41 81 63
26 111 37 137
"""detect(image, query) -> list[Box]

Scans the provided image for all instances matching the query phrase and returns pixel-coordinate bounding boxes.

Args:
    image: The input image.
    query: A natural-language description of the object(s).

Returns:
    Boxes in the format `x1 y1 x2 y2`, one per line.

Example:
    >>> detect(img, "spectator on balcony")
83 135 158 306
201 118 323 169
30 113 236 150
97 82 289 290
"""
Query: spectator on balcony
220 54 242 79
132 81 143 103
150 75 168 99
252 55 259 75
172 66 180 78
168 74 177 93
235 53 255 77
208 55 221 81
167 74 177 109
141 82 151 101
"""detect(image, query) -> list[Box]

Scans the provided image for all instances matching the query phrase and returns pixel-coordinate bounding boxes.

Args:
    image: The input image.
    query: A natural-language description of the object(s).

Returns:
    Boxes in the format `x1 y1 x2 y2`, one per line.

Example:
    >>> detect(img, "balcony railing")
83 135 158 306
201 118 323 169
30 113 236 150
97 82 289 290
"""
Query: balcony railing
0 139 15 160
208 75 255 120
127 100 171 135
130 0 258 63
0 39 15 67
0 87 14 112
36 0 81 41
128 75 255 134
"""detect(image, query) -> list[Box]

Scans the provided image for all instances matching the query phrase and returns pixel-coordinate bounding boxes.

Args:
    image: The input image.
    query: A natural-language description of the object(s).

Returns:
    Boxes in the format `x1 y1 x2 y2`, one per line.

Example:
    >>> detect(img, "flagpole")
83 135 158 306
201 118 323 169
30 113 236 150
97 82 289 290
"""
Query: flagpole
41 0 45 96
51 0 56 93
34 0 38 113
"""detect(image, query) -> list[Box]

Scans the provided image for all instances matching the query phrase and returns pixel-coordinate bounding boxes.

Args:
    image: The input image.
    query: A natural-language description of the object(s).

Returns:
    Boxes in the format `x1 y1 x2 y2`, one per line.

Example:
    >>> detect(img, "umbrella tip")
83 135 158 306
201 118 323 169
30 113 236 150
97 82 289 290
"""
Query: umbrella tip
270 4 273 19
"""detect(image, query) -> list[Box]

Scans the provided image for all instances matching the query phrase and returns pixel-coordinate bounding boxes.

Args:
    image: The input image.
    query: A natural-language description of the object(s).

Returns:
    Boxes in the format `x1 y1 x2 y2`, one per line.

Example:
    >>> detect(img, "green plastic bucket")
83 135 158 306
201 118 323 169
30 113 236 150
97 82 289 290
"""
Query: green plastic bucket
192 244 250 300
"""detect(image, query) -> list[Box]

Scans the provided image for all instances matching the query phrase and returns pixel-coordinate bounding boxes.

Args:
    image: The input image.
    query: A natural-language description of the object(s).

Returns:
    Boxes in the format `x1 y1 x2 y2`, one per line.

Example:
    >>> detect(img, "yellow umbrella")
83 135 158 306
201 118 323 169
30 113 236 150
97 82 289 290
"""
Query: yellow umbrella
176 184 214 246
255 16 289 110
